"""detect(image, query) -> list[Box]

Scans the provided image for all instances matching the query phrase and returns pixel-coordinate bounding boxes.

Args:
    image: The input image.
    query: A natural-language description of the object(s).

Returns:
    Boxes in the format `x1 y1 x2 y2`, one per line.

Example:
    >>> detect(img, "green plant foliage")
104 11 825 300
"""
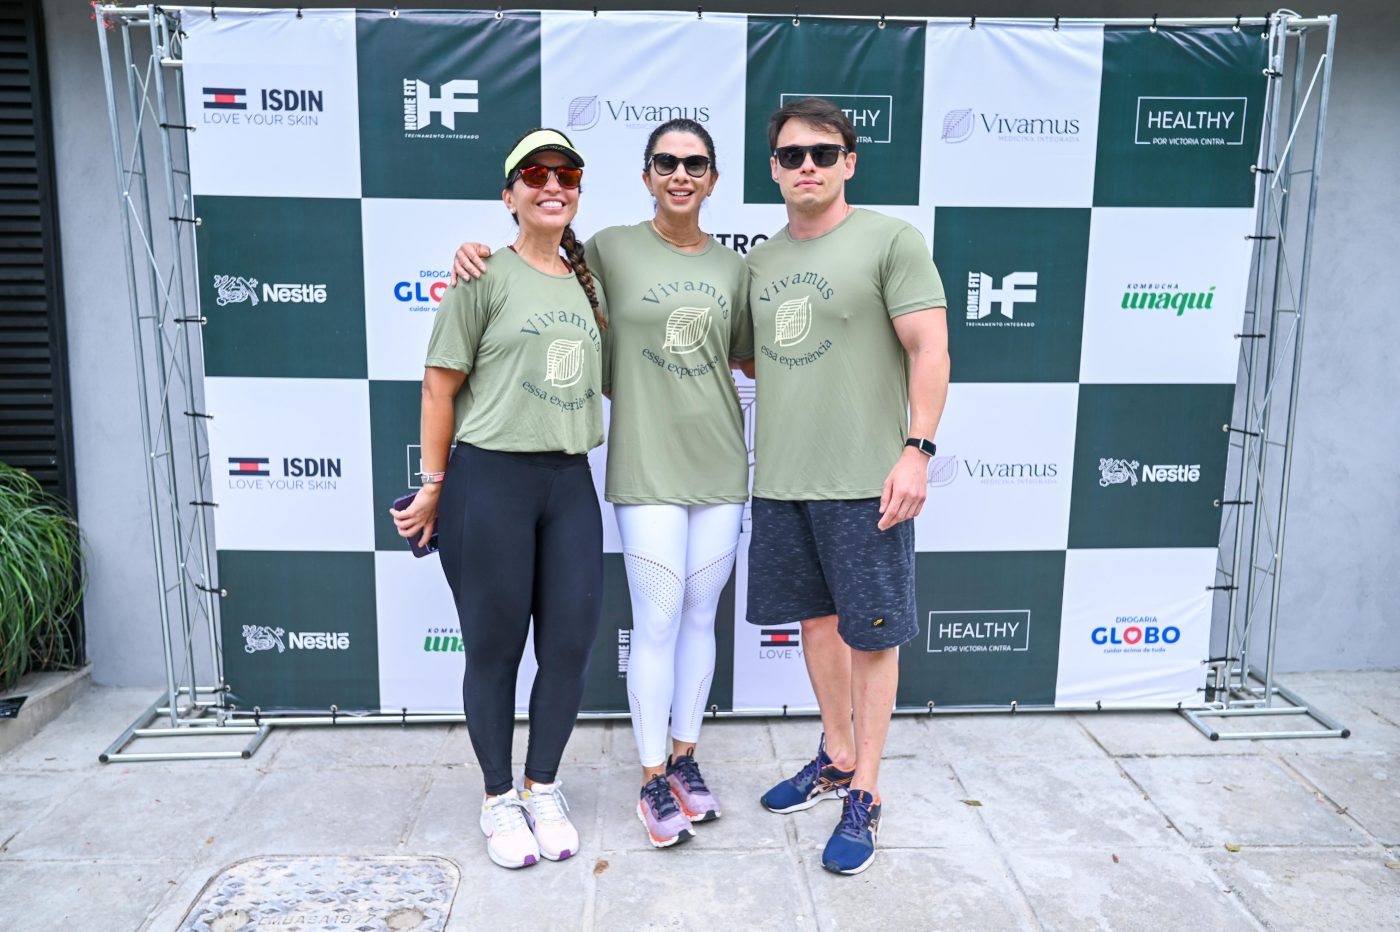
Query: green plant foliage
0 463 85 692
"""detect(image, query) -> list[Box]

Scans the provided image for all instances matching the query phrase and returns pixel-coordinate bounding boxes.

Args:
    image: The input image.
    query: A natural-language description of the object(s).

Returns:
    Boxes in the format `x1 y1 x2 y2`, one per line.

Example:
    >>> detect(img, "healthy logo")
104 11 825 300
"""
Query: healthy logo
774 295 812 347
567 95 600 131
214 275 259 307
243 625 285 654
546 339 584 388
780 93 892 144
1121 284 1215 316
966 272 1038 323
403 79 479 131
1135 97 1248 146
662 307 712 355
926 609 1031 655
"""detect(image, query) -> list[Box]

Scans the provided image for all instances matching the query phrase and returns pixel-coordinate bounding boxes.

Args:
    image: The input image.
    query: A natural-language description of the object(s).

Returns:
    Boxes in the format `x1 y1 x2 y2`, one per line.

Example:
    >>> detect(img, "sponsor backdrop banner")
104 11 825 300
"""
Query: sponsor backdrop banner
181 9 1266 715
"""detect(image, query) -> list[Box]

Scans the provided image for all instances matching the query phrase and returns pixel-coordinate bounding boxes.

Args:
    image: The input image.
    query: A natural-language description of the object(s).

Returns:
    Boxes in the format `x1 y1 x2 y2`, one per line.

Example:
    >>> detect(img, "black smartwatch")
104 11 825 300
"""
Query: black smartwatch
905 437 937 457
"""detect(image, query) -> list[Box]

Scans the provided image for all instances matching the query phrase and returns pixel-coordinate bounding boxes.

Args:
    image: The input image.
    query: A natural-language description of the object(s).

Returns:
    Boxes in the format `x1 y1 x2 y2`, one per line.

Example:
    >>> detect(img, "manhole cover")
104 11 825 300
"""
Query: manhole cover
178 855 460 932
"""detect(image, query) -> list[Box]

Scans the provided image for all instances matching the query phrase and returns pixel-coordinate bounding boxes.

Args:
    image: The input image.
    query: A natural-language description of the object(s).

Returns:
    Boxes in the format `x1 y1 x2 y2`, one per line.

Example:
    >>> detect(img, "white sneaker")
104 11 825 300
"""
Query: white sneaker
520 780 580 861
479 789 540 869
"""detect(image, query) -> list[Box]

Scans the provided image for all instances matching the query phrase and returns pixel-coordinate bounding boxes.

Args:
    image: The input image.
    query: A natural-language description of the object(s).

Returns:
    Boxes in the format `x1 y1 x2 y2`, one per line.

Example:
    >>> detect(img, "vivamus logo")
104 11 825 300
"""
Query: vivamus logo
941 108 1080 144
774 295 812 347
1098 458 1200 487
214 275 327 306
662 307 712 355
566 95 711 132
545 339 584 388
244 625 350 653
780 93 891 144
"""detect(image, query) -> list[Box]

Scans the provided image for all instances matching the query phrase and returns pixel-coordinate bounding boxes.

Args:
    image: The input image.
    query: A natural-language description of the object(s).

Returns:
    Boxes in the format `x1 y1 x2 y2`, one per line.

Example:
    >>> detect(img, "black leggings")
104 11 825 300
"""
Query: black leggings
436 443 603 795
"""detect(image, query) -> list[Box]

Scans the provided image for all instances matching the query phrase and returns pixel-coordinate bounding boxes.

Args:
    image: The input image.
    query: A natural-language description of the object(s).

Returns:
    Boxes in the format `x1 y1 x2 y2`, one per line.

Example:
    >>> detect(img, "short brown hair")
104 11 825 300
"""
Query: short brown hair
767 97 856 151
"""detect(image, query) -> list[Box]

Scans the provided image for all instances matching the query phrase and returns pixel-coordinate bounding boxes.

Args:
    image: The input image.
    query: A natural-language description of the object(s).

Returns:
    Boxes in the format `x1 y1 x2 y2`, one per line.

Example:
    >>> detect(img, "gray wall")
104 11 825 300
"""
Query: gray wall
45 1 1398 686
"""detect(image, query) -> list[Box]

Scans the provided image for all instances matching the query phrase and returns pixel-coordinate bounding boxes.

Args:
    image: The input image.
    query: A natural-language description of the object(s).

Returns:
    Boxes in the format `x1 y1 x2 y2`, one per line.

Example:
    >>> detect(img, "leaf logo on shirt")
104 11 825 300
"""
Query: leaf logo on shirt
774 295 812 348
662 306 712 355
545 339 584 388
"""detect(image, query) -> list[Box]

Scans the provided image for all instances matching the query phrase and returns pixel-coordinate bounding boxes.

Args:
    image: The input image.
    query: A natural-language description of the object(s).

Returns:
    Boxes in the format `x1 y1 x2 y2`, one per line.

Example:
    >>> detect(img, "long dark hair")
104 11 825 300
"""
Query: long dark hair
504 127 606 332
643 118 718 172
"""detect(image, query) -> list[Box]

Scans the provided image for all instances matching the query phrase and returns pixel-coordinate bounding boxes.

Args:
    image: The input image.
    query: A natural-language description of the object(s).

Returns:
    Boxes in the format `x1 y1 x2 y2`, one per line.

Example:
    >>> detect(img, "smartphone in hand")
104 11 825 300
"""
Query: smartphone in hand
392 491 440 558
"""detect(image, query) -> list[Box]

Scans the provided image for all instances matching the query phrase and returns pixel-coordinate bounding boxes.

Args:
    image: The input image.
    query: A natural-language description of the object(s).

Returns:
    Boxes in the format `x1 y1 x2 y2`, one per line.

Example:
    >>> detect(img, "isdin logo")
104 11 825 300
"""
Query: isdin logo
780 94 892 144
545 339 584 388
1121 284 1215 316
214 275 259 307
243 625 285 654
662 307 712 355
774 295 812 347
403 79 479 131
967 272 1038 322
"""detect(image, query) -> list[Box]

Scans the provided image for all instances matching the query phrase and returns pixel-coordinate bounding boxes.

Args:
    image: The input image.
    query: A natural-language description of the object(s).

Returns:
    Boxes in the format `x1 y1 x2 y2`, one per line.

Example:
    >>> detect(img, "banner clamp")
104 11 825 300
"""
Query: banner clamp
159 122 194 133
194 583 227 597
969 16 976 30
793 7 801 27
1245 234 1277 240
1233 14 1242 32
1223 424 1261 437
1234 332 1265 339
1150 14 1158 33
189 500 218 508
1214 499 1254 507
697 6 702 20
175 316 206 325
183 410 212 419
1207 584 1239 591
169 215 200 226
1053 16 1060 32
209 3 215 22
878 14 886 30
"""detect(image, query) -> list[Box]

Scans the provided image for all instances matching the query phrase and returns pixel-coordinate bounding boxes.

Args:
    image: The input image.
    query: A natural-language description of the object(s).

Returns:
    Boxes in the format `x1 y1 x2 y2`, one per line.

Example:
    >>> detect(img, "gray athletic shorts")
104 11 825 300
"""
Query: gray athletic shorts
745 497 918 652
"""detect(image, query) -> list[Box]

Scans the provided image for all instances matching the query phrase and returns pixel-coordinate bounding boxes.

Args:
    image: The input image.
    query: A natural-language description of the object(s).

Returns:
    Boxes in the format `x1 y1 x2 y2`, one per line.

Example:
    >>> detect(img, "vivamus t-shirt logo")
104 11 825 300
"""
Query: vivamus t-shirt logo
546 338 584 388
663 307 712 355
774 295 812 347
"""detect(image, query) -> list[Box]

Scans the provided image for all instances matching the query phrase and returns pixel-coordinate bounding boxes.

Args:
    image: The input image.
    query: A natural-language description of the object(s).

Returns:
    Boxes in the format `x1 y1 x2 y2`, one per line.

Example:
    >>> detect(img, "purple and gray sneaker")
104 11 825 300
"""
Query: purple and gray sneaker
666 754 722 823
637 774 694 848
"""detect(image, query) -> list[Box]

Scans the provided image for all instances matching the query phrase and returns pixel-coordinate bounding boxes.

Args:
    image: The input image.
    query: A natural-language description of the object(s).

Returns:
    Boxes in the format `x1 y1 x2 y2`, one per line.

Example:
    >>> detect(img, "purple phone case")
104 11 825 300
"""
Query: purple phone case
392 491 440 558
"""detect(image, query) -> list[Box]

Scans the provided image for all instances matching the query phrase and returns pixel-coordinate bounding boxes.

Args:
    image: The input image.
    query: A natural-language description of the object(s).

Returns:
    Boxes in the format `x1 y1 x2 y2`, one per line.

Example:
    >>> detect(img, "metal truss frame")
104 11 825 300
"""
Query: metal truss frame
1183 11 1347 742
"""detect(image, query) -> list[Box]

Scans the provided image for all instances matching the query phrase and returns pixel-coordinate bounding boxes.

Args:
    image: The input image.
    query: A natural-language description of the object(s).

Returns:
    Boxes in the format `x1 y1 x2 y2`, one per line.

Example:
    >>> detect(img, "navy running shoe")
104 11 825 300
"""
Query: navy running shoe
760 735 854 814
821 789 881 875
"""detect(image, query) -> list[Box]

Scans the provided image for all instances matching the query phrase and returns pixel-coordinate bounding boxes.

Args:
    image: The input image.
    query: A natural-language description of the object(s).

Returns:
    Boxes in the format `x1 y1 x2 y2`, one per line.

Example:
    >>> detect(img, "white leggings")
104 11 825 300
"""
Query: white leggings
615 502 743 768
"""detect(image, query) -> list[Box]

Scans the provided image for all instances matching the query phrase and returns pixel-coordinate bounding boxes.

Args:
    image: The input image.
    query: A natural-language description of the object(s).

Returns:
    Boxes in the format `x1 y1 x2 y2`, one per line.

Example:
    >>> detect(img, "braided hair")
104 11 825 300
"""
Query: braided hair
504 127 606 333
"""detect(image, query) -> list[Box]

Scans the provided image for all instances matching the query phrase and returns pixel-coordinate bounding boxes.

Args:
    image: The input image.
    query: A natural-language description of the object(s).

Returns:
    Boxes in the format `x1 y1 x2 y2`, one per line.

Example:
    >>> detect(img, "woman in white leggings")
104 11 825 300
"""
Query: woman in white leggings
454 118 752 848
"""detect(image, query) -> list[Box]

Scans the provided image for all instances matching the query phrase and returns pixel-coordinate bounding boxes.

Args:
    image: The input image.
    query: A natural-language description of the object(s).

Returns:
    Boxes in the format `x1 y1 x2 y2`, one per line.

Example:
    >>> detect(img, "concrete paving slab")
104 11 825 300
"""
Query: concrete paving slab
406 763 603 864
1207 848 1400 931
1007 848 1257 932
441 848 592 931
0 668 91 758
212 768 432 860
265 721 451 770
592 848 815 932
644 715 775 762
432 720 612 769
0 686 157 770
1073 710 1271 757
1120 756 1368 848
1286 755 1400 845
768 714 939 764
0 771 84 845
803 848 1035 932
3 767 259 862
784 758 996 852
953 757 1179 849
930 713 1107 760
0 859 180 932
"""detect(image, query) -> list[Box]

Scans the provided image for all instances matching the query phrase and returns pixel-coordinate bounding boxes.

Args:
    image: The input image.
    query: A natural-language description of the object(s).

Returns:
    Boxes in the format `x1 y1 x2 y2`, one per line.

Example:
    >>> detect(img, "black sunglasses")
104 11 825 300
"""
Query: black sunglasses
773 144 850 170
648 153 712 177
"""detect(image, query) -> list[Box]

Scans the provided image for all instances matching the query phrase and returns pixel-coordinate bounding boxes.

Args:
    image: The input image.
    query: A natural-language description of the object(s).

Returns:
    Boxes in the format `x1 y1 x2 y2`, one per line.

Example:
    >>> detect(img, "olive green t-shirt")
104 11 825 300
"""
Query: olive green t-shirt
424 247 605 454
587 223 754 504
746 209 945 500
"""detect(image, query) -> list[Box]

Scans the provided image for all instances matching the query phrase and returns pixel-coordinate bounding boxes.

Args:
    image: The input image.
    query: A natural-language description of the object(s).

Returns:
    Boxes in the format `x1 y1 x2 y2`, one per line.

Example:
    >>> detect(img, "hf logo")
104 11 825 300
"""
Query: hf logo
403 79 479 131
967 272 1037 321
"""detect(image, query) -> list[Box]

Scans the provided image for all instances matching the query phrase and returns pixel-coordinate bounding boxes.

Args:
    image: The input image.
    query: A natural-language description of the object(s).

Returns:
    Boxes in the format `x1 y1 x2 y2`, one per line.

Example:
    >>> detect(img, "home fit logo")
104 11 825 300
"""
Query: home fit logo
213 275 327 306
402 79 480 138
1135 97 1248 147
566 95 710 132
243 625 350 653
228 455 343 491
966 272 1038 326
927 454 1059 487
926 610 1030 655
759 627 801 659
1098 458 1201 487
200 86 325 127
780 94 891 144
1122 283 1216 316
941 108 1080 144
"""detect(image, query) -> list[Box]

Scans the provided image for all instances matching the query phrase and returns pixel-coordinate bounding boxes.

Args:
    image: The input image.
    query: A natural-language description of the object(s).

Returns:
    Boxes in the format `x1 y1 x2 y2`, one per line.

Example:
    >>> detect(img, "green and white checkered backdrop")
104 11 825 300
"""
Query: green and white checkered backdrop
181 8 1266 715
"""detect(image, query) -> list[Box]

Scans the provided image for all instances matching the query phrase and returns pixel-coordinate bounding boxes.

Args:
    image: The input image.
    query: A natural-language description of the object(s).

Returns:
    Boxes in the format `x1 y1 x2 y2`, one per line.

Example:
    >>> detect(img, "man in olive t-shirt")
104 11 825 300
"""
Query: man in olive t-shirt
747 98 950 876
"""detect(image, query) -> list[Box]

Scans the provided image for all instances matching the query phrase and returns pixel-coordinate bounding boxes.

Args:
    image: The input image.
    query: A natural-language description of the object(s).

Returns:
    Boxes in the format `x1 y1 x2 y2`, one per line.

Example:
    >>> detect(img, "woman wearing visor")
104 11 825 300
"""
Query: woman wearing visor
394 128 607 870
452 119 753 849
